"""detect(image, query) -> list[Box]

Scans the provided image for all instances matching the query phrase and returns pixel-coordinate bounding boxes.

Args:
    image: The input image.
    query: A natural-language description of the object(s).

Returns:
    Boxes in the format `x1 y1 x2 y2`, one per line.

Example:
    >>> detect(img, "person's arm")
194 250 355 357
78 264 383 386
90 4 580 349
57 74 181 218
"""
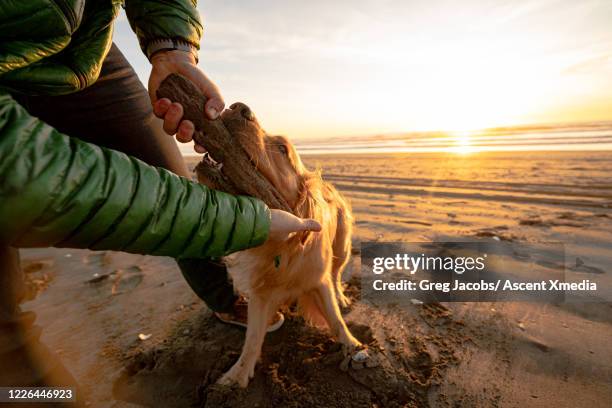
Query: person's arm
0 91 269 258
124 0 202 61
124 0 223 153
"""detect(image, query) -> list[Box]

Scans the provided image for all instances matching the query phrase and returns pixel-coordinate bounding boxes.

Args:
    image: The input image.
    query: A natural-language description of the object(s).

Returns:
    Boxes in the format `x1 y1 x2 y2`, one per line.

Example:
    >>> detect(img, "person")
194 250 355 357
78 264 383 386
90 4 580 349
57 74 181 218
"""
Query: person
0 0 319 394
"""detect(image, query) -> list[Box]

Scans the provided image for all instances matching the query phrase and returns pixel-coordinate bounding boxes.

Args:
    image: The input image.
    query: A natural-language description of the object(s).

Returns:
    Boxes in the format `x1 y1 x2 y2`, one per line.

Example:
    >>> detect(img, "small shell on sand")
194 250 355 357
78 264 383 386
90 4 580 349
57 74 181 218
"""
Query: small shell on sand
138 333 152 341
352 349 370 362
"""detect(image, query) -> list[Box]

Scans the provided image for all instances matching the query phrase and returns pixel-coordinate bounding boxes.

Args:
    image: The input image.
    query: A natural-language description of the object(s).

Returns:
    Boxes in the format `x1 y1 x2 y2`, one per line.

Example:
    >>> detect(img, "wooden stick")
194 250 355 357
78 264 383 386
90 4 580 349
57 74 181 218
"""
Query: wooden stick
157 74 292 212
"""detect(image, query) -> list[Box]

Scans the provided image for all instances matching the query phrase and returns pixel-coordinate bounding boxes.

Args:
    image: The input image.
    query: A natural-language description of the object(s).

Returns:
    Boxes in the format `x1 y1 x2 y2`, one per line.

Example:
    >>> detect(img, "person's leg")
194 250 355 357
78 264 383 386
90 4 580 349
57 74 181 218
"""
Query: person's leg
0 245 79 393
13 44 237 313
178 259 238 313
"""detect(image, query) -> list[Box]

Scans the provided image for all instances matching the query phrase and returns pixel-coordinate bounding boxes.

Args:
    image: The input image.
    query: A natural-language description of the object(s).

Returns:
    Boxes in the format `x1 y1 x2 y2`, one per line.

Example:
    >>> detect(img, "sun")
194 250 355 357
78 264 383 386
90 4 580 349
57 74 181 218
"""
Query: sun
451 131 475 154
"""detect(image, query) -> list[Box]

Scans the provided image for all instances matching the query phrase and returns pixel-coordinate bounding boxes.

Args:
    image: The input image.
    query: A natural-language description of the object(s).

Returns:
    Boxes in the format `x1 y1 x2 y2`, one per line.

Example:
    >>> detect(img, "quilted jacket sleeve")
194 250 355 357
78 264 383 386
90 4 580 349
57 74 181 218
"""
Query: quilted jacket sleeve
0 91 270 258
124 0 203 54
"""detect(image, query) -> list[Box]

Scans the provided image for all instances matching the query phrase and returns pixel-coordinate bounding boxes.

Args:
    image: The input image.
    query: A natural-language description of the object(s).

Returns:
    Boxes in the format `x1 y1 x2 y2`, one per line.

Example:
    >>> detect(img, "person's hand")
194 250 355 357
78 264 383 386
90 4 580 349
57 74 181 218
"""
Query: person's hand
268 209 322 242
148 50 225 154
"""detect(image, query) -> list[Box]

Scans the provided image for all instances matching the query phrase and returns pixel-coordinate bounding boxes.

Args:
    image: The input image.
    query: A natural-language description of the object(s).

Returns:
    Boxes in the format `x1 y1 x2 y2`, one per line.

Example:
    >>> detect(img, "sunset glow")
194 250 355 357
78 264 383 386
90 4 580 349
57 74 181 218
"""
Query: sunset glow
452 131 475 154
113 0 612 147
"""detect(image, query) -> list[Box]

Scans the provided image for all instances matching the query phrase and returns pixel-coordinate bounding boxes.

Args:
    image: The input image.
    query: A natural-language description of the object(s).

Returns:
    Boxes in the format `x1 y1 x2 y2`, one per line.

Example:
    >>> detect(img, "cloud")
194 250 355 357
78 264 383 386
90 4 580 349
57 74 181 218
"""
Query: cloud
563 53 612 75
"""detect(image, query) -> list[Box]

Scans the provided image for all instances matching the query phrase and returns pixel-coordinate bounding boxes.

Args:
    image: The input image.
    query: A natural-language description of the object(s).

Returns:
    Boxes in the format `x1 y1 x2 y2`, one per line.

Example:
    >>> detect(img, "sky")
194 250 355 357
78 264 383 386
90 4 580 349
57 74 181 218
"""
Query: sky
113 0 612 145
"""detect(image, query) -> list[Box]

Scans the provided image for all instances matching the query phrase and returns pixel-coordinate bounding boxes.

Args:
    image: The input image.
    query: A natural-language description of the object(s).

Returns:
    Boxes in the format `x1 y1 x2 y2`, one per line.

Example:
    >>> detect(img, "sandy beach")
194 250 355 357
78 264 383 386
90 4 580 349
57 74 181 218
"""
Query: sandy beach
19 151 612 407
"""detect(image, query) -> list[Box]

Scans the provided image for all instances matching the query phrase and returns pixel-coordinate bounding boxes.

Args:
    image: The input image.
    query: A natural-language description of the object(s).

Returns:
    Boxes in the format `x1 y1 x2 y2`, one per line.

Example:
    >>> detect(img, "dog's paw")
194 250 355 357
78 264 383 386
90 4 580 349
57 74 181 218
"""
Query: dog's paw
217 371 249 388
217 364 253 388
337 292 352 308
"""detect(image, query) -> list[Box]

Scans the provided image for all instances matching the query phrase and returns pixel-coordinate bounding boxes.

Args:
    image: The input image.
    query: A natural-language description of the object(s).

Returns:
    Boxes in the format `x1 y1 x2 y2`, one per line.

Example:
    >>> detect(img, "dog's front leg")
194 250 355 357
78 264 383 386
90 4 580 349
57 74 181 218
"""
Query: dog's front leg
313 281 361 350
313 282 378 370
218 295 275 388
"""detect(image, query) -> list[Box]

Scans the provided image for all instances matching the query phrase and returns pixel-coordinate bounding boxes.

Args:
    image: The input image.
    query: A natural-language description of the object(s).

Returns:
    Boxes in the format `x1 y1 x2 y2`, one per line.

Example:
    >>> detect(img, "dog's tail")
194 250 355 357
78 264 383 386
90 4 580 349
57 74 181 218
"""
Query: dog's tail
297 292 328 328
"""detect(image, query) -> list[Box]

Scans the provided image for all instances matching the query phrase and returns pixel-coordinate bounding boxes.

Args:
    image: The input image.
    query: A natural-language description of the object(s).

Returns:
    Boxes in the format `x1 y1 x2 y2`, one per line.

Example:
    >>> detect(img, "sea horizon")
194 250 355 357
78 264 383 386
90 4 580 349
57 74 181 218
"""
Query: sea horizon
181 120 612 156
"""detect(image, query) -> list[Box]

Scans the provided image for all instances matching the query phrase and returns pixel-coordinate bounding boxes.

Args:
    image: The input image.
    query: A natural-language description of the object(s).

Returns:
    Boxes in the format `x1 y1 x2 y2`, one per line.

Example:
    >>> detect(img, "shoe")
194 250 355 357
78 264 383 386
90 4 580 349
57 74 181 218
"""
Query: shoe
214 297 285 333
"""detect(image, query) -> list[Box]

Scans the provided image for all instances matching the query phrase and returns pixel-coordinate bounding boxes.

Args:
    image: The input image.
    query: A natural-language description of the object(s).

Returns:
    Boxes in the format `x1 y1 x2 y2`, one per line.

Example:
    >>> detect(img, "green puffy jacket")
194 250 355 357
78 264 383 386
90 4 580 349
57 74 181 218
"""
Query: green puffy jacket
0 1 271 258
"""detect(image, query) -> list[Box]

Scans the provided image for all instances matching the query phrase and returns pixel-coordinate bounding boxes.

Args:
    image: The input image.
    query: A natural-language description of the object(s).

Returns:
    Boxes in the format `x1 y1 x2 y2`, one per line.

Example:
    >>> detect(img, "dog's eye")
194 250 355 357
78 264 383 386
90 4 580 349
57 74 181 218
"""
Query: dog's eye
242 109 255 121
278 144 289 155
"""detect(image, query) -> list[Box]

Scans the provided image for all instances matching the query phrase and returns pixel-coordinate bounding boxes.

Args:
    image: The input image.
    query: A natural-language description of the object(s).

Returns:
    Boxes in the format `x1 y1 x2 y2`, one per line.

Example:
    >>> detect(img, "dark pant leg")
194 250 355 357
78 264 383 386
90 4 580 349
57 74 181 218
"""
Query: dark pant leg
178 258 237 313
10 44 236 312
13 44 189 177
0 245 79 393
0 246 23 323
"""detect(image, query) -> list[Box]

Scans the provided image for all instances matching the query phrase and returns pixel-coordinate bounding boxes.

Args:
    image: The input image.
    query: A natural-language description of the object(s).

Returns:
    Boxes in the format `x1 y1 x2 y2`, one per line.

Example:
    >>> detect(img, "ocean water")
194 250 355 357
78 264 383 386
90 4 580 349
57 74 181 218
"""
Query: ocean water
294 121 612 155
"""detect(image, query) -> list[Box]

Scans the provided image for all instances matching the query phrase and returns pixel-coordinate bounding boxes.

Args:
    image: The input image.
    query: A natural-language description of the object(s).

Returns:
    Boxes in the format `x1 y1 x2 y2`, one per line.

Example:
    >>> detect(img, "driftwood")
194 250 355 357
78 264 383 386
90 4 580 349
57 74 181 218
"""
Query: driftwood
157 74 292 213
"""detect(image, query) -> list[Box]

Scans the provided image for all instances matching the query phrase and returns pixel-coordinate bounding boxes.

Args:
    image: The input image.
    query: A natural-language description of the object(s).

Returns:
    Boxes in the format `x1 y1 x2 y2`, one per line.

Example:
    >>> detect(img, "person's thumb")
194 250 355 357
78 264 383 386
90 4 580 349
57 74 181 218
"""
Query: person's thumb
268 209 321 241
297 218 322 233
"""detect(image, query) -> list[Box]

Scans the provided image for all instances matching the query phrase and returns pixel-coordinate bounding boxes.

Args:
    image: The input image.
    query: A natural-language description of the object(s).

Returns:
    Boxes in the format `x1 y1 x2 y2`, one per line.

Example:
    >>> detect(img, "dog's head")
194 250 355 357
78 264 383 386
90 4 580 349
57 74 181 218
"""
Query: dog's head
219 103 350 295
221 102 312 211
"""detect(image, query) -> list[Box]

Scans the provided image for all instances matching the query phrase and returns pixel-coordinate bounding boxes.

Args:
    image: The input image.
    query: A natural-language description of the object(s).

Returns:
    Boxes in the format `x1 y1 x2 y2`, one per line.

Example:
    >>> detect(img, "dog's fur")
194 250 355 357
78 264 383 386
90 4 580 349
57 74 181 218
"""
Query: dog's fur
204 103 362 388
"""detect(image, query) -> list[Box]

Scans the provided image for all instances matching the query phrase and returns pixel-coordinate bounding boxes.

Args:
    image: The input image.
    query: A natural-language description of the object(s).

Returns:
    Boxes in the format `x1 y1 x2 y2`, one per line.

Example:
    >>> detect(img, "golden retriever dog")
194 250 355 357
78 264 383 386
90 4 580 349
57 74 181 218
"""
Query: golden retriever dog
197 102 367 388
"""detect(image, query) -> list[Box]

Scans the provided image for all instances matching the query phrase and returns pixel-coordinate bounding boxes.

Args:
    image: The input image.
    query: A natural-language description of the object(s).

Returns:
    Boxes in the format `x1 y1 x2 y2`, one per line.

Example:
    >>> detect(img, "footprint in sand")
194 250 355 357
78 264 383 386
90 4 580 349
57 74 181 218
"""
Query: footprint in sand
21 259 56 301
512 250 531 260
402 219 433 227
569 258 605 274
473 229 514 242
519 217 549 227
557 211 579 221
84 251 112 267
86 265 144 295
534 259 565 271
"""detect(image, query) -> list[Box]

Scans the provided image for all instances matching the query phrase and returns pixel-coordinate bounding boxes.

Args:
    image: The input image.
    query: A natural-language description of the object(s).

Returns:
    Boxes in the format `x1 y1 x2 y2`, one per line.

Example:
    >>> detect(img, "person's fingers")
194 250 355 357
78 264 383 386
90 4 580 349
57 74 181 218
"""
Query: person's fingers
204 96 225 120
298 218 322 232
176 120 194 143
269 209 322 242
162 102 183 135
180 64 225 120
153 98 171 118
194 144 207 154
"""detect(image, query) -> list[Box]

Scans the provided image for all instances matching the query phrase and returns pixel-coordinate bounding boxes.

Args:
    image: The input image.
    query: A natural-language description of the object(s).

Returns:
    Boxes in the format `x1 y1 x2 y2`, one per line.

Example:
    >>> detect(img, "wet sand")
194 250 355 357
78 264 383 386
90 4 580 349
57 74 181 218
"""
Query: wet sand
20 151 612 407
